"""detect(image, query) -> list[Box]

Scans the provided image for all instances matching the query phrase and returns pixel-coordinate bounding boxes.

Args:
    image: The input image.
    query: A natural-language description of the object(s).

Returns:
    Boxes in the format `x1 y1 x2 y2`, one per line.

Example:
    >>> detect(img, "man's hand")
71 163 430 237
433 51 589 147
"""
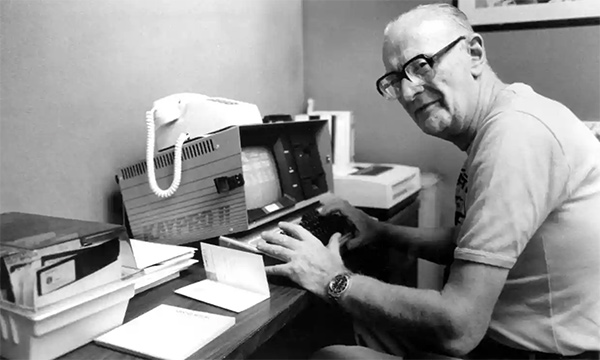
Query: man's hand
257 222 348 299
319 194 381 251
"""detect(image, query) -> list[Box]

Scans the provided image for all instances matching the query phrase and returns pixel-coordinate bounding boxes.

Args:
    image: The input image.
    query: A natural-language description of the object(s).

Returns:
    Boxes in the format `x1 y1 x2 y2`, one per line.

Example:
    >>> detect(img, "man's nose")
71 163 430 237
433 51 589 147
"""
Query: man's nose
400 78 424 103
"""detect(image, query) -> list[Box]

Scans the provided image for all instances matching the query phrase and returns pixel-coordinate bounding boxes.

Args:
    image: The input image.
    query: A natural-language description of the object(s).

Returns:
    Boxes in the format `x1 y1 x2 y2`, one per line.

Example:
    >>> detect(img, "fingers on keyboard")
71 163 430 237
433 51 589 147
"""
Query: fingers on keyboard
299 209 357 245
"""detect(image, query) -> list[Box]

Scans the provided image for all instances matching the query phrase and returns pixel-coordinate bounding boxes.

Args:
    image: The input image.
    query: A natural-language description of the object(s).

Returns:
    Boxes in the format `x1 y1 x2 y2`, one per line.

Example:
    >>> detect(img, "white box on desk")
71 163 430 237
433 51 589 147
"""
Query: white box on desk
0 280 134 360
333 162 421 209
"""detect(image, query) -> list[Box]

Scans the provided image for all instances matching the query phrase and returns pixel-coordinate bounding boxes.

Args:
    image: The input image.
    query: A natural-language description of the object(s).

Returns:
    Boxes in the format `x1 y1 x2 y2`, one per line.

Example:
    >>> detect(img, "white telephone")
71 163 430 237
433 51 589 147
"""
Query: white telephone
145 93 262 198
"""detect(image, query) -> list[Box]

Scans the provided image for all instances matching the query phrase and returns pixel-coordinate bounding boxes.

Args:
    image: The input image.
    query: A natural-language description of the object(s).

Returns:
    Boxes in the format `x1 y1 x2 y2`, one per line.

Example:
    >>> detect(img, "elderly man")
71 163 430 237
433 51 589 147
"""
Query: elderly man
257 3 600 359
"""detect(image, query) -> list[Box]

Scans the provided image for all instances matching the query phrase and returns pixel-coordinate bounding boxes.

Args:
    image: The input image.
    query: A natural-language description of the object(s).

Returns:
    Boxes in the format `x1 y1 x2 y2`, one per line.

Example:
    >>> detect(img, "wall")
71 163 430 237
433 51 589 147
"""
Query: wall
0 0 304 223
303 0 600 225
2 0 598 225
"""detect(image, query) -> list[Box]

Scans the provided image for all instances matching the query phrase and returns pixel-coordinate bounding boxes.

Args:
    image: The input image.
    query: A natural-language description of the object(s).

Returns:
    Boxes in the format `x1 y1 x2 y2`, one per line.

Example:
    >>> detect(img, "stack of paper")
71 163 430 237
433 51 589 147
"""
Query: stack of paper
121 239 197 294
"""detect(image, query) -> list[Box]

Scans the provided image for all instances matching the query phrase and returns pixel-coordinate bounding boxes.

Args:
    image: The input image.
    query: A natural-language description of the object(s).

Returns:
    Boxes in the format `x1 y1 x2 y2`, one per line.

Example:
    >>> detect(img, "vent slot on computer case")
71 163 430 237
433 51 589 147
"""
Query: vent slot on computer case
119 139 216 180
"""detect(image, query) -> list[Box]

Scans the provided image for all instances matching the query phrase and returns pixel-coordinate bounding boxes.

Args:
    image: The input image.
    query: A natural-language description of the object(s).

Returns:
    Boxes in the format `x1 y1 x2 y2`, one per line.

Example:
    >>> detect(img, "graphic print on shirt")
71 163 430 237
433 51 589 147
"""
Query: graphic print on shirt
455 163 468 226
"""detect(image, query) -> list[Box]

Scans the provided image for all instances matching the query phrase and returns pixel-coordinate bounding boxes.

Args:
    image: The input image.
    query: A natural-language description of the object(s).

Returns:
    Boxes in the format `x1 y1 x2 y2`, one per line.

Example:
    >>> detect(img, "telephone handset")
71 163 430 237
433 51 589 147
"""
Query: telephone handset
145 93 263 198
145 93 208 198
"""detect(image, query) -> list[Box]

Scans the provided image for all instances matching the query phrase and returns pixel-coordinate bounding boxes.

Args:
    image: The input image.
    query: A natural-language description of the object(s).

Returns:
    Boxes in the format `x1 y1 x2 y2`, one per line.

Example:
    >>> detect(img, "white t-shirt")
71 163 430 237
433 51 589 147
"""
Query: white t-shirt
454 83 600 355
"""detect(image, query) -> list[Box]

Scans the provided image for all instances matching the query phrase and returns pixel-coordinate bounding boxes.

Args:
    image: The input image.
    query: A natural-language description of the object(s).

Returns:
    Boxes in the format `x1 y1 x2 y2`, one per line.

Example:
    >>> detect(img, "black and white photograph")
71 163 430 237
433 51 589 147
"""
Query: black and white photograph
1 1 599 360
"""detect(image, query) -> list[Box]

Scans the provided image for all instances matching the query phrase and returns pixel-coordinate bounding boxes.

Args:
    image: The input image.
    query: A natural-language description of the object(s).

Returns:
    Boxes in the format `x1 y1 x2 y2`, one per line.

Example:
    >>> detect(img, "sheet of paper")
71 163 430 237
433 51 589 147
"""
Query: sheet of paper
176 279 269 313
200 243 269 296
125 258 198 293
95 304 235 360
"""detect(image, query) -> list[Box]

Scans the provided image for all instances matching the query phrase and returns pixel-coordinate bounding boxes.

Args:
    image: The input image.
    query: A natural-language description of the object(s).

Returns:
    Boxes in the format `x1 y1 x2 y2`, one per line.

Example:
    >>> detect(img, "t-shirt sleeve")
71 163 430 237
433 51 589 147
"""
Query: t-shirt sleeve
454 112 570 269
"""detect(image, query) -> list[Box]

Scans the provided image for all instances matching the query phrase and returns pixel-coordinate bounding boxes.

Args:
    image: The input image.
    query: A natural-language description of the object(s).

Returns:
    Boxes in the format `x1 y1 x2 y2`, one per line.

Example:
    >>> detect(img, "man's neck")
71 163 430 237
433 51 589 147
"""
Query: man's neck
453 70 507 152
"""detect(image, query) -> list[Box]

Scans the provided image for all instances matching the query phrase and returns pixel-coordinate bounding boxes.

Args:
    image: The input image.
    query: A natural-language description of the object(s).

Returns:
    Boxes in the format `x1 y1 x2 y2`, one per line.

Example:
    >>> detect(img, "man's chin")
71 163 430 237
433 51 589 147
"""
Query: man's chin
417 115 451 137
420 123 446 137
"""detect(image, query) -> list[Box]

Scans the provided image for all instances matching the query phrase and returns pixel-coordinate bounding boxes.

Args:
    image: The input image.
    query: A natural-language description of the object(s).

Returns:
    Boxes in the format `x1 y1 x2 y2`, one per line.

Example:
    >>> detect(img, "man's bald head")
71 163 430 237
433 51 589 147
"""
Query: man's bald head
381 3 482 72
383 4 474 66
385 3 474 42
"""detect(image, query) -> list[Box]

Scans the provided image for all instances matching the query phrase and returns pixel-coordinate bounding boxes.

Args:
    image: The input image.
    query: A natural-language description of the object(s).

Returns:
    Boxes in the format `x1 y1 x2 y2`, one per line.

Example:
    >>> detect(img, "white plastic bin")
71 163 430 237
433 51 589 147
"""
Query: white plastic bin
0 280 134 360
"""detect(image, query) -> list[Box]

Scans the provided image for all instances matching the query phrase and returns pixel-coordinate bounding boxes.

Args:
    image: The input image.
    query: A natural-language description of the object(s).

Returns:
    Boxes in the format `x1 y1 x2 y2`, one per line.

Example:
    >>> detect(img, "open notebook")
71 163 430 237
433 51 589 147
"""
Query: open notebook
175 243 269 312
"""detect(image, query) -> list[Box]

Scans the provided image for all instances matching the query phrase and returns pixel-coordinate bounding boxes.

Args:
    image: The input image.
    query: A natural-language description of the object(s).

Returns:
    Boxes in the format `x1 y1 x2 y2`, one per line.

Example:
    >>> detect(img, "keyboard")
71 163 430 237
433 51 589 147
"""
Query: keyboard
297 208 357 245
219 204 358 260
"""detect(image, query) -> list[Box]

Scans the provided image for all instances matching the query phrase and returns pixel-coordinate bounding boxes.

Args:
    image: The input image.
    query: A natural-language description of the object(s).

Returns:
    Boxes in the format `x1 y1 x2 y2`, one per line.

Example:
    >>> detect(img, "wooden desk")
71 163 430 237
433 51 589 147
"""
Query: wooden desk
60 265 311 360
60 194 419 360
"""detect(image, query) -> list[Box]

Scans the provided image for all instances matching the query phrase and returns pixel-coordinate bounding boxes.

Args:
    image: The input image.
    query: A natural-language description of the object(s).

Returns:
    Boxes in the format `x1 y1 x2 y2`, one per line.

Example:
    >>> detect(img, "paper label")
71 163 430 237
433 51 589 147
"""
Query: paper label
39 259 76 295
264 203 280 213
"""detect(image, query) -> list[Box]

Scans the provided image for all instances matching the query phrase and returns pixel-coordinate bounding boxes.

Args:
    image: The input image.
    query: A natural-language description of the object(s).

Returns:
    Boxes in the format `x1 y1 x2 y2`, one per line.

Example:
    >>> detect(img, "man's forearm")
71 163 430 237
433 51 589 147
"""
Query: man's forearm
376 223 457 265
338 274 459 354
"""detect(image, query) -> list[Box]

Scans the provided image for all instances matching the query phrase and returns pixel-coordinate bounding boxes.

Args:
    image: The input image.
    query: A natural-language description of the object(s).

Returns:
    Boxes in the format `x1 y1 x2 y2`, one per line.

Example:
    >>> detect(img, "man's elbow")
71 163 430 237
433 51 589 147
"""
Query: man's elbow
437 317 486 357
440 334 481 357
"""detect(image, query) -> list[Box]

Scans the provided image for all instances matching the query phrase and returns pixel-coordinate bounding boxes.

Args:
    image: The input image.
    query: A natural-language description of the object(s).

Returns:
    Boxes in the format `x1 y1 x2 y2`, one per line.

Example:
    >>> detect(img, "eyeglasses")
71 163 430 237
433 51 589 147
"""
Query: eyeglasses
376 36 466 101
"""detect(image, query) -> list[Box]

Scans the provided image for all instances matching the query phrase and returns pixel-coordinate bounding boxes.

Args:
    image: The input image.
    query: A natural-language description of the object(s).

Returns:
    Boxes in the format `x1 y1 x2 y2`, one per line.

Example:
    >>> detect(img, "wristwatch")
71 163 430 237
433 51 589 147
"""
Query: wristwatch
327 272 352 301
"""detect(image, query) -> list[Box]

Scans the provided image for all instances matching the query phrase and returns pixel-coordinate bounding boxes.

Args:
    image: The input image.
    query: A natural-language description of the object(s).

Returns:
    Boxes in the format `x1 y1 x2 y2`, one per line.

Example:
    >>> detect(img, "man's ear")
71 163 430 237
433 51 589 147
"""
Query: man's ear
467 34 486 77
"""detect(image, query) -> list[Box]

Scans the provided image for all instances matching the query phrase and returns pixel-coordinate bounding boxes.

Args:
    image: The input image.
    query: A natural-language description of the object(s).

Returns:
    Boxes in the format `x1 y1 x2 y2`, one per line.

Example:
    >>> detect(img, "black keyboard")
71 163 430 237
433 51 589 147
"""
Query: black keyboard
298 208 357 244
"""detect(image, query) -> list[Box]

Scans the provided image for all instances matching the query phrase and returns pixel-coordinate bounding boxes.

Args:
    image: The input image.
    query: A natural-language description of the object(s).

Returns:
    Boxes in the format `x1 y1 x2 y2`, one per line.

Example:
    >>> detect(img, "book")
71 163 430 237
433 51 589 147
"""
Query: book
175 243 270 313
94 304 235 360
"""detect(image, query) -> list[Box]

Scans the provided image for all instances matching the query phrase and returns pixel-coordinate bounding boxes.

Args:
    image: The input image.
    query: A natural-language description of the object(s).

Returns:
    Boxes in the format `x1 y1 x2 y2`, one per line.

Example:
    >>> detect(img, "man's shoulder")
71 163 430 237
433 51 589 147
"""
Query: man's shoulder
477 83 582 148
476 105 557 151
486 83 578 127
482 83 599 154
487 83 560 119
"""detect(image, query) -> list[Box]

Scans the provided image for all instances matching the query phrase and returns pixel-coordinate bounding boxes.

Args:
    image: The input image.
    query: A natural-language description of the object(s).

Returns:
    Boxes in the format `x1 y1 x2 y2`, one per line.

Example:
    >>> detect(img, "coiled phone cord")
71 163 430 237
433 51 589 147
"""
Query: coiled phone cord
145 109 189 198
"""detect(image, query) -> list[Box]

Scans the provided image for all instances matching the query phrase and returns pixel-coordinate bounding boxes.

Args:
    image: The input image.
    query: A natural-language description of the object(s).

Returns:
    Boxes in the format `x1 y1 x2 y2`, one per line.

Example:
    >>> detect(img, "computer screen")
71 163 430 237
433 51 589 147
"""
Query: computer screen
239 121 329 224
241 146 282 210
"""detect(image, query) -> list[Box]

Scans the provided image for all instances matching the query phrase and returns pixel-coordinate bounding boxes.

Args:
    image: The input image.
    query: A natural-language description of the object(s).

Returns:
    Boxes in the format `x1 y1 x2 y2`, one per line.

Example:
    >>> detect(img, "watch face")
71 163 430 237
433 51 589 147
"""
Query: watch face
328 273 350 299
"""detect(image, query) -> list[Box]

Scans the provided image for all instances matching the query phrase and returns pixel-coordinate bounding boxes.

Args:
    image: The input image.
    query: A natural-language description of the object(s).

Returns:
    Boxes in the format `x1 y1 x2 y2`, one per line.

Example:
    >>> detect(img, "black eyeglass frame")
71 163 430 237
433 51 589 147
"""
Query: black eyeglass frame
376 35 467 98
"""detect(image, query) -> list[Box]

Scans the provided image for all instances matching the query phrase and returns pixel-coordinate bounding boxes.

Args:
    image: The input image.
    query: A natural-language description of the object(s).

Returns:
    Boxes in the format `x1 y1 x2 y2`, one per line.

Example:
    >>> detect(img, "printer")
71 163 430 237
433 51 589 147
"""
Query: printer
333 162 421 210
